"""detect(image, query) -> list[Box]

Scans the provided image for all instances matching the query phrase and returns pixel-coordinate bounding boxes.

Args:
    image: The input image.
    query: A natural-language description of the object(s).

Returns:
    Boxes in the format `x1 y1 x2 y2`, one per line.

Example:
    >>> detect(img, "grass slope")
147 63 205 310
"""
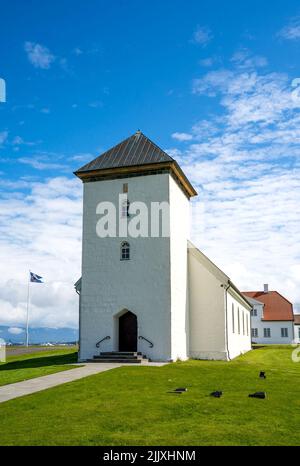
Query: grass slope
0 346 299 446
0 348 78 387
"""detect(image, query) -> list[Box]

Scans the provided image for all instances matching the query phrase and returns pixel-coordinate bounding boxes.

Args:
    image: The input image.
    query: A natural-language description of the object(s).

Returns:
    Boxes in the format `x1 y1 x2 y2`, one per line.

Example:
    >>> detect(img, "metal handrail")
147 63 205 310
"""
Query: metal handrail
138 335 154 348
96 336 110 348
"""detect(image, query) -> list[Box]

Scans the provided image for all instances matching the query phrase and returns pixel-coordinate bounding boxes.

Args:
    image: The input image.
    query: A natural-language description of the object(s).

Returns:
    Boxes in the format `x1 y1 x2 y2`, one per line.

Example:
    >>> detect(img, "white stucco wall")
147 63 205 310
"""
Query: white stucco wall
188 247 228 360
226 290 252 359
188 246 251 360
250 302 294 344
79 173 173 361
169 176 190 361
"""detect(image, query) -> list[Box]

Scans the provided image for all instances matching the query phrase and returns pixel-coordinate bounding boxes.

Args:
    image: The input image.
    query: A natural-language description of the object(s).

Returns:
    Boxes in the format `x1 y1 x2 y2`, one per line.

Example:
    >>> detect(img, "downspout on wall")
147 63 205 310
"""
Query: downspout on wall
223 282 231 361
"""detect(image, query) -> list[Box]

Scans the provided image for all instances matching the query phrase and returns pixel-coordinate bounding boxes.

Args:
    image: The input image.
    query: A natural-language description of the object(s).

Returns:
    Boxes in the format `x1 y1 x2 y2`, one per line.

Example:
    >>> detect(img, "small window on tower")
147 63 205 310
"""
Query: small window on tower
122 200 130 218
120 241 130 261
123 183 128 193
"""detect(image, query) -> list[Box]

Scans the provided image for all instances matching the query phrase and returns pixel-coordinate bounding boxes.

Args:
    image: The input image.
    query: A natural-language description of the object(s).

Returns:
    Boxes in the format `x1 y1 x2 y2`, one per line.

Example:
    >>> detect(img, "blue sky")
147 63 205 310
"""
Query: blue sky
1 0 300 330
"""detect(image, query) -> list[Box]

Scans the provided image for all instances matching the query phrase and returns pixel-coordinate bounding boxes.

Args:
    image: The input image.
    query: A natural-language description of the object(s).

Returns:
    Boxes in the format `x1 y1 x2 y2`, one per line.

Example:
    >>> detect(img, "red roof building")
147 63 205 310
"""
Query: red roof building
243 290 294 321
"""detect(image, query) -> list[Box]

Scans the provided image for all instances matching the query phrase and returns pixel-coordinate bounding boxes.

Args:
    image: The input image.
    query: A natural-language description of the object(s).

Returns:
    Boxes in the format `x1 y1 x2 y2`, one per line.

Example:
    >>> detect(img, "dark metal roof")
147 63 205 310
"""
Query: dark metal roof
75 131 174 173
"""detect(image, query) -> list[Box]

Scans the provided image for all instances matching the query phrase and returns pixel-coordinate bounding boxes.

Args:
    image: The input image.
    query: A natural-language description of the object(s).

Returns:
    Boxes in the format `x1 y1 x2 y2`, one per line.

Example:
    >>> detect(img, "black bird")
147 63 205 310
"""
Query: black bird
249 392 266 399
210 391 223 398
259 371 266 379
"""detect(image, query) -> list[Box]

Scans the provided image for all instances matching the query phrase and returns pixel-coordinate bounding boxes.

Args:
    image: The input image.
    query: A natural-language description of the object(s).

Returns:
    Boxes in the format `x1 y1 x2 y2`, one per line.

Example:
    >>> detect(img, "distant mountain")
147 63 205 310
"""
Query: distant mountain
0 325 78 344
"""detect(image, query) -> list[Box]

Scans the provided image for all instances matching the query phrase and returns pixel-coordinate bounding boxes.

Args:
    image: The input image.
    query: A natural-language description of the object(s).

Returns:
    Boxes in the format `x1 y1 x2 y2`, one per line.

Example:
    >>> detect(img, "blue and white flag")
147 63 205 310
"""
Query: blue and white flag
30 272 44 283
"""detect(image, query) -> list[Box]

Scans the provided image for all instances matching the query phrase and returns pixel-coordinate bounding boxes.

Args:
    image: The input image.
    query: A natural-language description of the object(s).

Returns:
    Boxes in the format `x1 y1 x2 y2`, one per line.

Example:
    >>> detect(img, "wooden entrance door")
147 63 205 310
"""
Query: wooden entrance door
119 311 137 352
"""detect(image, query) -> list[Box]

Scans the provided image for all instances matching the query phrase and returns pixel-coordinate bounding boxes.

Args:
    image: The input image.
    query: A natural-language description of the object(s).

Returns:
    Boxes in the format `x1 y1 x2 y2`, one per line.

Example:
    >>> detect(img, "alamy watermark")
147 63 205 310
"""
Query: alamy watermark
0 77 6 103
96 194 171 238
291 344 300 363
95 194 205 239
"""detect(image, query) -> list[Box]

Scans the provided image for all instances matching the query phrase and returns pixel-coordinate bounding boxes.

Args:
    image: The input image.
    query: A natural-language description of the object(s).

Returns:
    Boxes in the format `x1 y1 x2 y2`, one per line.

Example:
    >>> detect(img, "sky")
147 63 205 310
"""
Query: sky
1 0 300 331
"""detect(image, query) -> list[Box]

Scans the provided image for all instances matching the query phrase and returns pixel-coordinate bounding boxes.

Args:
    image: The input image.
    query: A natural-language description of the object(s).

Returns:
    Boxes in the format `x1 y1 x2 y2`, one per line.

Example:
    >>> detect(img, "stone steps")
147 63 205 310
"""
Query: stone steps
88 351 149 364
99 351 141 357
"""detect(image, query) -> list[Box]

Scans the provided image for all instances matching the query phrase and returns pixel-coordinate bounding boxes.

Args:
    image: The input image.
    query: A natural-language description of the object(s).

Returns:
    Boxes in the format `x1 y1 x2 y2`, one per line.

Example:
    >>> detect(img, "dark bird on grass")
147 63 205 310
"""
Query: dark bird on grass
210 391 223 398
249 392 266 399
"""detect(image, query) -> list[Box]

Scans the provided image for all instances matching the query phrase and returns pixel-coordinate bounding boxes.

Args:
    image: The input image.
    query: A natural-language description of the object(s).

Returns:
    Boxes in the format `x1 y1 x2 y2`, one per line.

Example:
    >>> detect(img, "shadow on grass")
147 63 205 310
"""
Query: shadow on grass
0 352 78 371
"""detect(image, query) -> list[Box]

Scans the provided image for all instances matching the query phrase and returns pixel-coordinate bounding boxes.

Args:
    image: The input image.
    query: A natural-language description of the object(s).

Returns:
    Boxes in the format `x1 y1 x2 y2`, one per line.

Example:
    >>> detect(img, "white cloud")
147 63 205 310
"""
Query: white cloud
0 177 82 328
199 57 215 67
171 132 193 142
8 327 24 335
192 69 234 96
173 64 300 311
231 48 268 69
88 100 103 108
278 17 300 40
24 42 55 69
73 47 83 55
12 135 25 145
68 153 95 163
192 26 213 46
72 46 102 56
18 156 69 171
0 131 8 146
12 136 38 147
192 70 298 128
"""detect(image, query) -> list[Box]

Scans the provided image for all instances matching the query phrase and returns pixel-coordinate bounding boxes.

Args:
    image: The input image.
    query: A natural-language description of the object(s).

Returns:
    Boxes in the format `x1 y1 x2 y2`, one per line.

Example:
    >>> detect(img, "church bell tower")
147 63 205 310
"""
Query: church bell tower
74 131 197 361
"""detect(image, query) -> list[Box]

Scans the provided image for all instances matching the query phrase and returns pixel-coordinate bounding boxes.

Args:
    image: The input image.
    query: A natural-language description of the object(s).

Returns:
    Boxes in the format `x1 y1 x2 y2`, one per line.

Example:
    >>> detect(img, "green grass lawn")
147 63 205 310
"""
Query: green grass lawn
0 346 299 446
0 348 78 387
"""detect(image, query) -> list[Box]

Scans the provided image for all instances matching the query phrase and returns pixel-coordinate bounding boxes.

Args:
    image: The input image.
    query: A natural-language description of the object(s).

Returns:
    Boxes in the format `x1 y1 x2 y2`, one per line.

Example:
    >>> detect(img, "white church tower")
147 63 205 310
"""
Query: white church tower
75 131 197 361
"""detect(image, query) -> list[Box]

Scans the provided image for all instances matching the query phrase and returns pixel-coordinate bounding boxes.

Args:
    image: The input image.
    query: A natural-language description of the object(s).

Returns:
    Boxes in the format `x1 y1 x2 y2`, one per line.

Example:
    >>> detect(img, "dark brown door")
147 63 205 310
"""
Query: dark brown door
119 311 137 352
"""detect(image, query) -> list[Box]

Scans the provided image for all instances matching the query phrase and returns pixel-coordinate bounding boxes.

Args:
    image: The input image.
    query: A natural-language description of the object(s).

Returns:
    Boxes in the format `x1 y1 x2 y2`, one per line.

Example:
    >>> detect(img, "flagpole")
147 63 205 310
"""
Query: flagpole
26 271 30 347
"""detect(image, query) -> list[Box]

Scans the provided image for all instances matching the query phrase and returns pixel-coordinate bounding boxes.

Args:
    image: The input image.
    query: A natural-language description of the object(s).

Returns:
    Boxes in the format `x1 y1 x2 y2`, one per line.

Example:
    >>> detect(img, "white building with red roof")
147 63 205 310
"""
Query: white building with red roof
243 285 294 344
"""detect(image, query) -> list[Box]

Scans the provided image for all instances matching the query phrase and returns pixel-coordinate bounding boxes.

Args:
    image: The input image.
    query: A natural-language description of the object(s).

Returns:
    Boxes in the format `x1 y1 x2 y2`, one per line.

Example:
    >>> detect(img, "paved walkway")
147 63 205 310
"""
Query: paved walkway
0 362 165 404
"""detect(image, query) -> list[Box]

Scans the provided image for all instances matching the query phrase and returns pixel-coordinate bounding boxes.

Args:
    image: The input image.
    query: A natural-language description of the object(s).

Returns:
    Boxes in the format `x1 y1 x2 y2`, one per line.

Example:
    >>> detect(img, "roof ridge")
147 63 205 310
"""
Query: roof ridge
74 131 197 198
243 290 293 306
138 131 175 162
75 131 174 174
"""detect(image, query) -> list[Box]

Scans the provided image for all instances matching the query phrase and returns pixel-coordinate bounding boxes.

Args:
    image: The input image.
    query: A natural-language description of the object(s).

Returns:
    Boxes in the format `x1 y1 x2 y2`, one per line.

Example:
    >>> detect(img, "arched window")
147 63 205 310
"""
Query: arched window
122 200 130 217
120 241 130 260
